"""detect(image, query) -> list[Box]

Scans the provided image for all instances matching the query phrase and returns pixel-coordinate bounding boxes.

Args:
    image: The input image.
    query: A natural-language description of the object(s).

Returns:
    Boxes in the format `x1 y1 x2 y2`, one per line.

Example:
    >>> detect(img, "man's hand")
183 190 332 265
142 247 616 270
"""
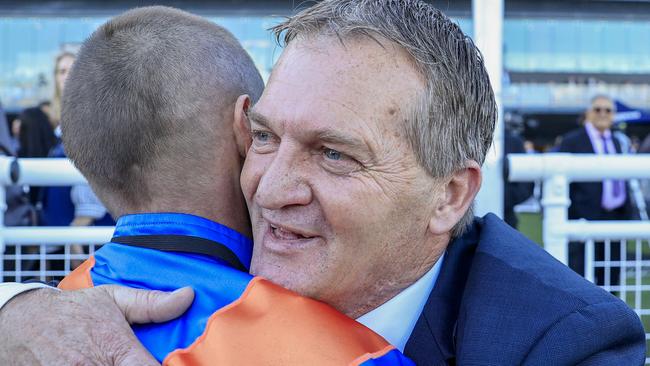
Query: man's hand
0 285 194 366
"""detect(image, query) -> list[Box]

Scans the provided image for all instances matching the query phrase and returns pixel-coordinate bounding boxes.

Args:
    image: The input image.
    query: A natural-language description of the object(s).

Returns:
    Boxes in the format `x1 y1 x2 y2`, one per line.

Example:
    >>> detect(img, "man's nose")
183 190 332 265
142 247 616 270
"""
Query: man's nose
255 147 312 210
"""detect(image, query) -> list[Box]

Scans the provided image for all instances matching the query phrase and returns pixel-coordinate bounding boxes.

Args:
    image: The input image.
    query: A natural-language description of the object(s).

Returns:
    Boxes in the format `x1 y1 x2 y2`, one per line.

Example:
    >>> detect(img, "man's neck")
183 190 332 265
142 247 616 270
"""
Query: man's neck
124 178 252 238
342 244 446 319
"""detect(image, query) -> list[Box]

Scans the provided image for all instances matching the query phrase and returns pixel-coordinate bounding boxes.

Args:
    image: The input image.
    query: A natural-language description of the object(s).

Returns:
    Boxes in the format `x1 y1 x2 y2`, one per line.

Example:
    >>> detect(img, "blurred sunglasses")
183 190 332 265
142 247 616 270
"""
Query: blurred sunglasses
592 107 612 114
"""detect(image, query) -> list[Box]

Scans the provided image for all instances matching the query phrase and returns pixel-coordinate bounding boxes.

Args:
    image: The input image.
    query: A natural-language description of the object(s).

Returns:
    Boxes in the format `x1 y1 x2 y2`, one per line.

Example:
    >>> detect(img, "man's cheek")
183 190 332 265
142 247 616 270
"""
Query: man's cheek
240 159 262 201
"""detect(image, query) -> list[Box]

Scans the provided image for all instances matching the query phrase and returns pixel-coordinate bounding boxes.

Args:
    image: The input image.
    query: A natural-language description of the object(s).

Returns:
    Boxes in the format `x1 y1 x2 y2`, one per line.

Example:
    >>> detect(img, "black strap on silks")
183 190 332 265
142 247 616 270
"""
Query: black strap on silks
110 234 247 272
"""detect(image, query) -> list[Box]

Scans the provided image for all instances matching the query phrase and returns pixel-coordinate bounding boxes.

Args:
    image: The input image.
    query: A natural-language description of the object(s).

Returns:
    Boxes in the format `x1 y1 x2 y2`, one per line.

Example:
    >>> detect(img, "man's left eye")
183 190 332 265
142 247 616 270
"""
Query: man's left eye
324 148 343 161
321 148 362 174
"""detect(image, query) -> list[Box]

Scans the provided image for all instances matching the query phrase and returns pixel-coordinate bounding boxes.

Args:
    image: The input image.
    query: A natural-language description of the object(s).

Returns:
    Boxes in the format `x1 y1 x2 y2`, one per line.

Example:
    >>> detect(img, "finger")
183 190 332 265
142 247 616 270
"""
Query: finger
102 286 195 324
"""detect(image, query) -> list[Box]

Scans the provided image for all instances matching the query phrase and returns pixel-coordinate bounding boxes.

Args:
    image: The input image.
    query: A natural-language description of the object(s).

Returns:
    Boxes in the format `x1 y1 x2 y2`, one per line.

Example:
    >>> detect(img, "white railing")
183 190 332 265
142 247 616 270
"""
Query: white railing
0 157 113 281
510 153 650 363
509 153 650 262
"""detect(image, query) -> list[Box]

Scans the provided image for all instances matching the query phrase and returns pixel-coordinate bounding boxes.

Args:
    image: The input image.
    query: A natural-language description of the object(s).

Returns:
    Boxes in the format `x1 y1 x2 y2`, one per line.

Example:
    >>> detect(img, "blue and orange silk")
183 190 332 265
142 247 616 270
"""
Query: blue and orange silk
59 213 415 366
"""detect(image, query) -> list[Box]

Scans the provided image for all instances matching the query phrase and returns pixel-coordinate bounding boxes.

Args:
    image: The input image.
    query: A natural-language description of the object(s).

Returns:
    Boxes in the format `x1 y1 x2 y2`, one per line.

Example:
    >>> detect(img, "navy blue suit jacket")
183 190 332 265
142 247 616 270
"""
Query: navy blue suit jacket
558 127 633 220
404 214 645 365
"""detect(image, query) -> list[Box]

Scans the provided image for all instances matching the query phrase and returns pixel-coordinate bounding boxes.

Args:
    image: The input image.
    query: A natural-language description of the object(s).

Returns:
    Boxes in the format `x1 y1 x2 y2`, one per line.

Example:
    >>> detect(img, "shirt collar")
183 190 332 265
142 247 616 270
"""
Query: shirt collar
113 212 253 270
585 121 611 139
356 253 445 351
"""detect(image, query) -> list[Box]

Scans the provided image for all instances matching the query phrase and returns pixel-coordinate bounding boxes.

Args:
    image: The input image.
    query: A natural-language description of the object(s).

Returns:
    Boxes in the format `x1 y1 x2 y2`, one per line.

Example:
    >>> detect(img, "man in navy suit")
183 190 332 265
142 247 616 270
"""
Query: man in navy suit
559 95 634 221
0 1 645 365
559 96 635 286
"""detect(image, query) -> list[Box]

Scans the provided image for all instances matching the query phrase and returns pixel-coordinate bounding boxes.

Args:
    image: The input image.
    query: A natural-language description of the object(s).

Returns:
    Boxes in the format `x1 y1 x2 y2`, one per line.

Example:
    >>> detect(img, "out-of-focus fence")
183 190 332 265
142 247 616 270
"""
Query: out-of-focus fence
0 157 112 281
510 153 650 363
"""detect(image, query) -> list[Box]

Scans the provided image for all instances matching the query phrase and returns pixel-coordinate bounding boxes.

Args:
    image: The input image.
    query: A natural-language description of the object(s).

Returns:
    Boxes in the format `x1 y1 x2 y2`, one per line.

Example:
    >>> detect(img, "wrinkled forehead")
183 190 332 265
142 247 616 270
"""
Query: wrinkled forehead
259 35 424 131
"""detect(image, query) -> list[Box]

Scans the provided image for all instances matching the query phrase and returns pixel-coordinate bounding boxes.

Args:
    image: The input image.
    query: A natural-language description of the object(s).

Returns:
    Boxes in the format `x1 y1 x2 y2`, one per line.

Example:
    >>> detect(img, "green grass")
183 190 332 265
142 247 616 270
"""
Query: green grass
516 212 544 246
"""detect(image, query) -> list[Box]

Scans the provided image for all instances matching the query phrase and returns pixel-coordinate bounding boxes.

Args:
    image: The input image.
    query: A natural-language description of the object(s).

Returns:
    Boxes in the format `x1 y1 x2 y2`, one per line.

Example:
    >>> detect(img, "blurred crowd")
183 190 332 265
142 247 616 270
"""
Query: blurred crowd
0 51 113 271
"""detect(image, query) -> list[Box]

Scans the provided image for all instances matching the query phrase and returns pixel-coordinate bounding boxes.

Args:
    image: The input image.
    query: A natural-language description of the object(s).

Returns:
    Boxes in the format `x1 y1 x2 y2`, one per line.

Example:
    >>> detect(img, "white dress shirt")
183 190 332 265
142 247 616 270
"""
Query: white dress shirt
357 253 445 351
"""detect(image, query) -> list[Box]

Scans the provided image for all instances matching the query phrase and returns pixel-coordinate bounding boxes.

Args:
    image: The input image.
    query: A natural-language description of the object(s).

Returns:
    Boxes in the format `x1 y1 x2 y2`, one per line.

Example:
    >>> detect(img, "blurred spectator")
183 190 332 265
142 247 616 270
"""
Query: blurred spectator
16 105 56 206
39 51 78 228
504 130 534 228
559 94 634 286
49 51 76 128
9 117 20 153
37 51 114 269
17 105 56 159
16 51 69 221
559 95 634 221
18 51 75 160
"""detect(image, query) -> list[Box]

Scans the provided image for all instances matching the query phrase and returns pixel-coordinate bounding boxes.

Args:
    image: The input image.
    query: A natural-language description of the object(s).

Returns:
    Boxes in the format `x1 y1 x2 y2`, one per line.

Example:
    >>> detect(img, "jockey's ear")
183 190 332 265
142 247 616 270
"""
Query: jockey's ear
233 94 252 158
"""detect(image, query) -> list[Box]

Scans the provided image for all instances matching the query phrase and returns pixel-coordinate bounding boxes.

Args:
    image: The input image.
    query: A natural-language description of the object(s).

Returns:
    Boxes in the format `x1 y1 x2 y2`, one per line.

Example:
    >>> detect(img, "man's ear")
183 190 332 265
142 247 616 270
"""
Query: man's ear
428 160 482 235
233 94 252 158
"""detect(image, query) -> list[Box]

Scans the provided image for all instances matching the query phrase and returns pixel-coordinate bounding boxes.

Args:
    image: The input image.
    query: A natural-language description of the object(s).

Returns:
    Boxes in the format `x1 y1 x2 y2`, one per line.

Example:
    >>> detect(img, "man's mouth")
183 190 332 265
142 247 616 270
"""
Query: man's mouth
262 220 323 254
270 224 313 240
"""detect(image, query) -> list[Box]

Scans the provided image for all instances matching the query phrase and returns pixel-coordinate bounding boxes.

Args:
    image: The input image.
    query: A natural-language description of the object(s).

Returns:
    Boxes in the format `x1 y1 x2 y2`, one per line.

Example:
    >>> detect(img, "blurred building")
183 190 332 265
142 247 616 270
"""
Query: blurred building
1 0 650 145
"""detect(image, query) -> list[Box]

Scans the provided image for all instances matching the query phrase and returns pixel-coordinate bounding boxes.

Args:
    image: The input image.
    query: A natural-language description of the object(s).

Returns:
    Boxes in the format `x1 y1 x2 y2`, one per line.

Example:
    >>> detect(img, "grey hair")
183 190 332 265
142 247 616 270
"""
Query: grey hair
272 0 497 236
62 6 263 213
590 94 616 112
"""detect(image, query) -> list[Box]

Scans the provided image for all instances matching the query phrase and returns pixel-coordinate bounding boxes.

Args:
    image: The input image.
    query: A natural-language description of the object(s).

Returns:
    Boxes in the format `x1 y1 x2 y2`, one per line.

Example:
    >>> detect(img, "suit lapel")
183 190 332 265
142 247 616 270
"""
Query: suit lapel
581 125 625 154
580 127 597 154
611 133 623 153
404 221 480 365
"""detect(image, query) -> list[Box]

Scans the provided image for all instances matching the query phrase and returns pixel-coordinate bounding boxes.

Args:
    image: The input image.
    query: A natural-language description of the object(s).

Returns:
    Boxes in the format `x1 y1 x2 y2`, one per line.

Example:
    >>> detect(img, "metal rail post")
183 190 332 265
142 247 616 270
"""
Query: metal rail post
542 174 570 264
473 0 505 218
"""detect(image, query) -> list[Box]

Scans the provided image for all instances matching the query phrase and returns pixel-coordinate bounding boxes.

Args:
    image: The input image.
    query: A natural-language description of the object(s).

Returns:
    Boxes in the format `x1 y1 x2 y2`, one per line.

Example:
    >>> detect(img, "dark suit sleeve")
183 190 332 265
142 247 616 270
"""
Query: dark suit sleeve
523 300 646 366
557 133 574 153
18 119 44 158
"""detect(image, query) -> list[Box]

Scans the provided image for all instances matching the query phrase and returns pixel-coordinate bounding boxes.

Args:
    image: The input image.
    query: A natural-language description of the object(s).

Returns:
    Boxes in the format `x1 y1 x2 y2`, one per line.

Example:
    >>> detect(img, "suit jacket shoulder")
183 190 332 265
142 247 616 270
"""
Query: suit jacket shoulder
459 214 644 365
559 127 594 154
405 214 646 365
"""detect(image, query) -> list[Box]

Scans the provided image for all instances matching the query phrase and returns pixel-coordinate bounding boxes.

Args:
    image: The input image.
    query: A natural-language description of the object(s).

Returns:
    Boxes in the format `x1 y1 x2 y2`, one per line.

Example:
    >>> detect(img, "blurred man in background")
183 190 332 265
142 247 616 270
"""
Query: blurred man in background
559 95 634 286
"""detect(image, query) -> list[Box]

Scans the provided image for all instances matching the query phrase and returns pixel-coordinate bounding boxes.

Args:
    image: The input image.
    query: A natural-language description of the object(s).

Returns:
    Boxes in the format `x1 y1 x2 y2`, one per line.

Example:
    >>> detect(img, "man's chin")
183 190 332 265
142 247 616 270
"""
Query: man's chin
251 261 317 296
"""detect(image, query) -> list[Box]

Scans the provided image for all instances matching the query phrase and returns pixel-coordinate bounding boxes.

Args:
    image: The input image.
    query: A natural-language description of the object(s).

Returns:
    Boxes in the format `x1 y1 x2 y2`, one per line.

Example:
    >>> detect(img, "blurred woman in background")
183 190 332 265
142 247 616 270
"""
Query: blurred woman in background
39 50 113 271
18 51 75 159
18 52 76 208
17 103 55 159
49 51 75 130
